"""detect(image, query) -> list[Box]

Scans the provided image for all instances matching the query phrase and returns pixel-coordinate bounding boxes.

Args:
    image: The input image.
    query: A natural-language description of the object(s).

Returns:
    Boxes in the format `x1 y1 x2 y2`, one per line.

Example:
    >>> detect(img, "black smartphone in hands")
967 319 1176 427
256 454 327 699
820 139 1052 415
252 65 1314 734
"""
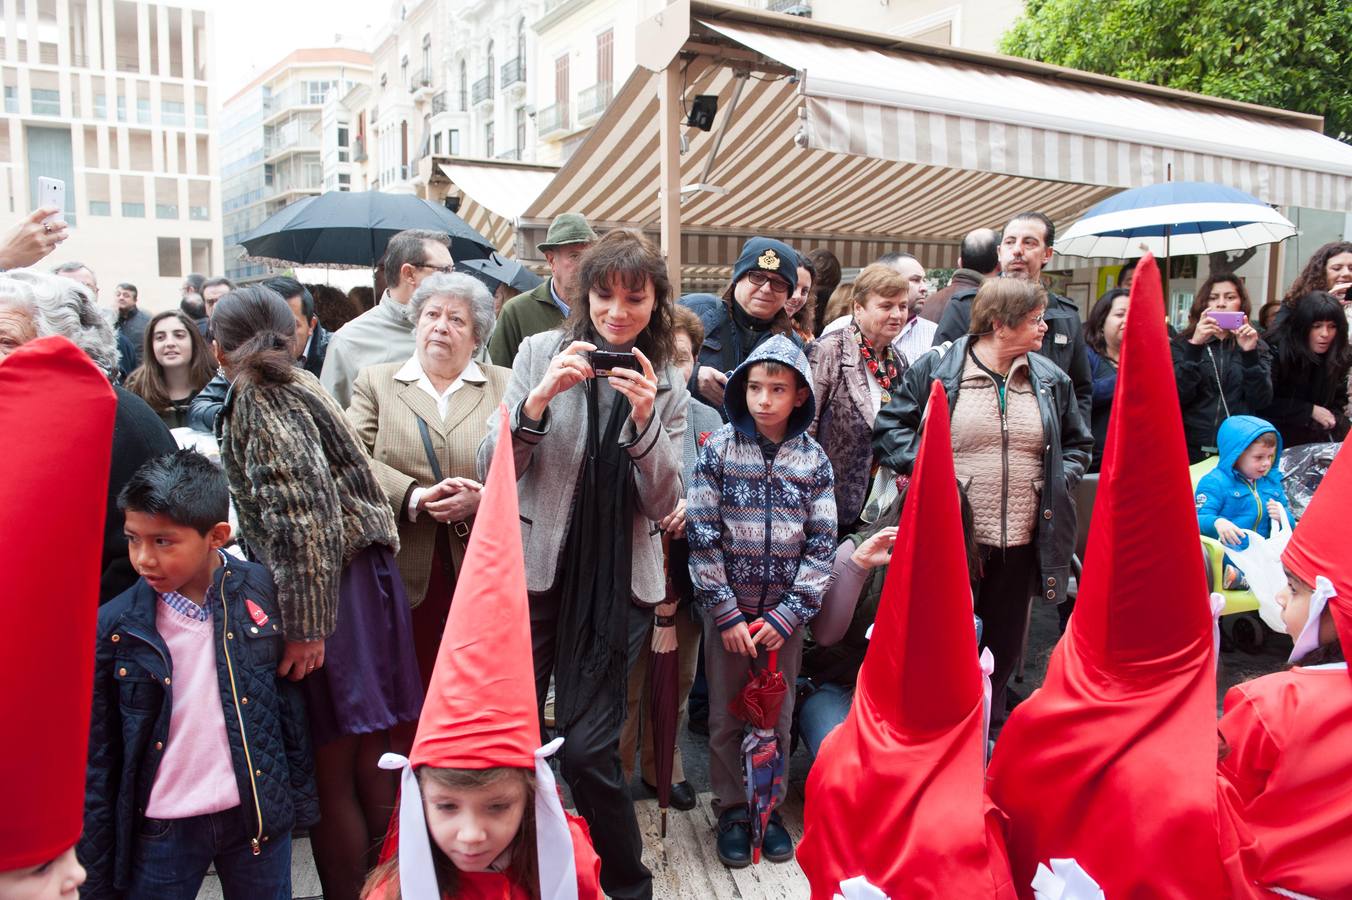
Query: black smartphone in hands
589 350 640 376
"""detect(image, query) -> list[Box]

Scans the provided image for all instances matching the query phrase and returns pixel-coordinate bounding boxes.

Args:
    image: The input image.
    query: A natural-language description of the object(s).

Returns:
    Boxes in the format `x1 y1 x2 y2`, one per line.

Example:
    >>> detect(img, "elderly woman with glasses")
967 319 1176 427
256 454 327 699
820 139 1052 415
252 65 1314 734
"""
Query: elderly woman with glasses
346 272 510 690
873 277 1092 731
681 236 803 416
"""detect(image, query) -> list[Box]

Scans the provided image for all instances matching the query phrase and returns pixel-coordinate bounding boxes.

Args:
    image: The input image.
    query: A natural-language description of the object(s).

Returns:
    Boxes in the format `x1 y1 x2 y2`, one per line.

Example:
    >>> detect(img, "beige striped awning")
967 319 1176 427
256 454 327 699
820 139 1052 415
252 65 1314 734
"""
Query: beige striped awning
521 56 1115 268
702 18 1352 211
440 160 558 259
520 1 1352 278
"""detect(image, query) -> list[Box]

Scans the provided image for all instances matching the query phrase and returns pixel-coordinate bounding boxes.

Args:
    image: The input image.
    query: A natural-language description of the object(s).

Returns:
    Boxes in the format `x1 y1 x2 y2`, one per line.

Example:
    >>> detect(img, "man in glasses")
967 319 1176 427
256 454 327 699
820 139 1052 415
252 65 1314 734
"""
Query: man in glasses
934 212 1091 421
683 237 802 416
320 228 453 407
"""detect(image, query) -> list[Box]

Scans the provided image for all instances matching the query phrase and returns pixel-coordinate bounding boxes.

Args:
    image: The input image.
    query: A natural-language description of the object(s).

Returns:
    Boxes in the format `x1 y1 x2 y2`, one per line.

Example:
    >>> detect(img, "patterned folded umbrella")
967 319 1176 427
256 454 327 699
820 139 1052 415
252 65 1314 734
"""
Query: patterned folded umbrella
729 621 788 864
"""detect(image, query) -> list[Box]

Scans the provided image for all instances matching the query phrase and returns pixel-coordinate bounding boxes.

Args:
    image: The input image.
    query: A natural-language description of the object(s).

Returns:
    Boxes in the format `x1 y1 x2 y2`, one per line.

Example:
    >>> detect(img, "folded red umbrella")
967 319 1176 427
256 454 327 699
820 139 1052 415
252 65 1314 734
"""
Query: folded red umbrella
649 534 681 837
730 621 789 863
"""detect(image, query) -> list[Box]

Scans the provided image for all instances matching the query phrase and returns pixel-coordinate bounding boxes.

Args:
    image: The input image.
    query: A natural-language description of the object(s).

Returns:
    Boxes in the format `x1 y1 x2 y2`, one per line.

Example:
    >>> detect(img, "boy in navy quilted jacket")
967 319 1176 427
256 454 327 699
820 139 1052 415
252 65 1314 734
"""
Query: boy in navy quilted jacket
687 334 836 868
79 450 317 900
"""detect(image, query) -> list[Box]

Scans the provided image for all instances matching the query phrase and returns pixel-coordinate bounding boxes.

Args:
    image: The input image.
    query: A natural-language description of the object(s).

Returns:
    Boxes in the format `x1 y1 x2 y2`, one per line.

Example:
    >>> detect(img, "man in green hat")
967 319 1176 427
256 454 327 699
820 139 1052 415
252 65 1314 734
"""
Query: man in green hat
487 212 597 367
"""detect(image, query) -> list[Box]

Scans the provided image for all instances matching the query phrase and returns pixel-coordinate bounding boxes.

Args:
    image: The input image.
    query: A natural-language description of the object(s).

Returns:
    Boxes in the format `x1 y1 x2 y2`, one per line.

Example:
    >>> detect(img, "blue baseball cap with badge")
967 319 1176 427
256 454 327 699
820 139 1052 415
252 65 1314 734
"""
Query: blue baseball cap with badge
731 237 798 295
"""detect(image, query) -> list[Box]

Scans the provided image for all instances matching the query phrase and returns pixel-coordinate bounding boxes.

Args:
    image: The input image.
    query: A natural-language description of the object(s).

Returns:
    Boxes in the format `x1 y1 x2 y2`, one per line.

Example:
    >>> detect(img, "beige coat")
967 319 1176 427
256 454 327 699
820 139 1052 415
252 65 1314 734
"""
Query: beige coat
347 358 511 605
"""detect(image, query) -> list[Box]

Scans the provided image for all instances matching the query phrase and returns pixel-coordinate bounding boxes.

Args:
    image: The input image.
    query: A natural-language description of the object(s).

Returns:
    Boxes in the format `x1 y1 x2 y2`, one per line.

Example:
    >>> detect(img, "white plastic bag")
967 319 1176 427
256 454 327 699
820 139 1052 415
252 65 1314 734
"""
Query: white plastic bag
1225 505 1292 633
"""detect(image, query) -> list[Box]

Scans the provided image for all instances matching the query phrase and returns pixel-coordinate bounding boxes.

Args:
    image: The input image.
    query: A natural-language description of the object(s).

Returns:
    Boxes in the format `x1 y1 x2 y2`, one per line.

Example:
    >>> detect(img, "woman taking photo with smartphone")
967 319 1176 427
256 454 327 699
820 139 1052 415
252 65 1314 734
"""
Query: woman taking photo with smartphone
477 229 687 900
1172 273 1273 463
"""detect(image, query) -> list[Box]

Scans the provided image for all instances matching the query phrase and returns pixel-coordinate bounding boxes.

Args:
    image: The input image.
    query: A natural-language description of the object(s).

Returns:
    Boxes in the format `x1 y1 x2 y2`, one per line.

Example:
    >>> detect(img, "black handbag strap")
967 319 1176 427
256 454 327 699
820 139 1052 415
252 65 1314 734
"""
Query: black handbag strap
414 415 468 592
415 416 445 483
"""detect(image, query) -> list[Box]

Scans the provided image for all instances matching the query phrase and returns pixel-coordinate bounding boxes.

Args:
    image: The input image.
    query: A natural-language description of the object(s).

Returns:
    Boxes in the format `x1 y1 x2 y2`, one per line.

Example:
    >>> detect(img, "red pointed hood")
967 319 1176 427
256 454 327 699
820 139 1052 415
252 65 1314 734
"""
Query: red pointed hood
798 379 1015 899
0 337 116 871
1073 254 1212 669
986 255 1257 897
384 407 593 900
860 379 982 732
410 406 539 770
1282 440 1352 678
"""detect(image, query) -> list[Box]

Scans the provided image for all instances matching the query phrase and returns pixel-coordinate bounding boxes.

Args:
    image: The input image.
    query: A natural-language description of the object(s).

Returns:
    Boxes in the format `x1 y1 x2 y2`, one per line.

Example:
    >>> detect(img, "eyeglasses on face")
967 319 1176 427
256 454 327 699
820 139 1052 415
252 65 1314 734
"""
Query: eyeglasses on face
746 271 790 296
414 263 455 275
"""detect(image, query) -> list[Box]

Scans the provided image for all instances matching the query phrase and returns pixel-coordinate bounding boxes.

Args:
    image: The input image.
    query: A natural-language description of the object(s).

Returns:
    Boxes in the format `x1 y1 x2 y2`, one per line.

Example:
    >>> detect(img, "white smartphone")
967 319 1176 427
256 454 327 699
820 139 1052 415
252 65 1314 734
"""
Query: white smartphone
37 177 66 225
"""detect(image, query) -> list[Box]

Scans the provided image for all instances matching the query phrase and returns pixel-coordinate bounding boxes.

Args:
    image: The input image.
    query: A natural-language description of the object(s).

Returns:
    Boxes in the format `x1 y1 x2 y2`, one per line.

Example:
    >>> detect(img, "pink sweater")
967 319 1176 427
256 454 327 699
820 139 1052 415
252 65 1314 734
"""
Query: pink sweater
144 594 240 819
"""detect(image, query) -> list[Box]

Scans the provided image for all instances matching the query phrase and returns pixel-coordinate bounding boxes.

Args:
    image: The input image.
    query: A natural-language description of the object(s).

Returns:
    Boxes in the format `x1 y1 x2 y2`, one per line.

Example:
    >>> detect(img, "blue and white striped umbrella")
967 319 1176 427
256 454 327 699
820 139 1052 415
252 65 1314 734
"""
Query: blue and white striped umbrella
1056 181 1296 258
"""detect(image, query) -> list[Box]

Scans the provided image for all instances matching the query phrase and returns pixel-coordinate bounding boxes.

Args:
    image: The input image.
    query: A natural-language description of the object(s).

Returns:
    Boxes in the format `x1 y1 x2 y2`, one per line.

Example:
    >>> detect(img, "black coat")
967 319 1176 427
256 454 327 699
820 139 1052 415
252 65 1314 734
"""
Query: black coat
932 287 1093 424
1260 335 1351 447
681 293 803 419
79 558 318 897
1171 335 1274 462
101 387 177 603
300 323 331 379
872 336 1092 604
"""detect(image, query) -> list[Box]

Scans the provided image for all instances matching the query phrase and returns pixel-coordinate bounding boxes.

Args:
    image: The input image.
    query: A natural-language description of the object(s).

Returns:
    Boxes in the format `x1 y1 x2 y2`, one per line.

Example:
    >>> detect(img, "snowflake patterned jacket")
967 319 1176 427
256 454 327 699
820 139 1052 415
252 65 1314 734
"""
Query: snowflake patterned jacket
687 334 837 639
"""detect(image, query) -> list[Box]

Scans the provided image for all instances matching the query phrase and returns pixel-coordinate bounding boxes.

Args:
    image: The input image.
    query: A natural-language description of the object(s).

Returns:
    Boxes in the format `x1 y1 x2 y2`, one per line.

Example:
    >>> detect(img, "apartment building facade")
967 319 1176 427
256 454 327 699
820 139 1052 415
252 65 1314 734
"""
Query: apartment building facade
220 48 371 281
346 0 544 202
2 0 220 311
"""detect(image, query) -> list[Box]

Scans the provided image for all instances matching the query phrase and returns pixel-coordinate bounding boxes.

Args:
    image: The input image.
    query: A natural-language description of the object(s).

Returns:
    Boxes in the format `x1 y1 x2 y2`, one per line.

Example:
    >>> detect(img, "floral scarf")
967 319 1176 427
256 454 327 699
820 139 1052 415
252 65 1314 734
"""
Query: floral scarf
851 320 900 404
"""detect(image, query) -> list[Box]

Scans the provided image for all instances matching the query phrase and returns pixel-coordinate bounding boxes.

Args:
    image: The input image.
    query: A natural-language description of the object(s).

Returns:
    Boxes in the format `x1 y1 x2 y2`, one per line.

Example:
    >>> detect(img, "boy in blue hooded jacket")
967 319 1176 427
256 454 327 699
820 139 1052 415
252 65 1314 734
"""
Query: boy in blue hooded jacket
1195 415 1294 589
687 333 836 868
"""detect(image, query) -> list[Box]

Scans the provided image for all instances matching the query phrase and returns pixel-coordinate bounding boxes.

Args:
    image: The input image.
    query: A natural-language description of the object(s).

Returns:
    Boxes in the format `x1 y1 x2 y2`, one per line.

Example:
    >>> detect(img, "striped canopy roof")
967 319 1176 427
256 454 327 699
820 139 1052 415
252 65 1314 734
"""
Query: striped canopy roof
496 2 1352 273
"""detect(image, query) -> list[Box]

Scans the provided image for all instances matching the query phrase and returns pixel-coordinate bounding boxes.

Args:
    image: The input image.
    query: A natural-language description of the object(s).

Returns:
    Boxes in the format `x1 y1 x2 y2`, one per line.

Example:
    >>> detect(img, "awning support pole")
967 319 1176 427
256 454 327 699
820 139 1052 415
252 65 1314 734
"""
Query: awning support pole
698 71 747 185
659 63 682 291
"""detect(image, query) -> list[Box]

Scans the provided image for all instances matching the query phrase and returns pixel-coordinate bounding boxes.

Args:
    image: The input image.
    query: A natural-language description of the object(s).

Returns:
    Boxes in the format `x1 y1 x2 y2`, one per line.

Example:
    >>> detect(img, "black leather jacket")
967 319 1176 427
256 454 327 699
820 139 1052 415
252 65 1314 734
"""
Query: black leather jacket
872 336 1093 604
933 287 1093 424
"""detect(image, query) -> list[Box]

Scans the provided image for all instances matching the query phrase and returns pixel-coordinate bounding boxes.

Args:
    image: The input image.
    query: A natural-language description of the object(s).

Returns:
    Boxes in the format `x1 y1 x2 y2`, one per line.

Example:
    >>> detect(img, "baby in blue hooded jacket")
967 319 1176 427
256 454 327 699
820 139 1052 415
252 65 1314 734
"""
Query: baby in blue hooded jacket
1195 415 1294 589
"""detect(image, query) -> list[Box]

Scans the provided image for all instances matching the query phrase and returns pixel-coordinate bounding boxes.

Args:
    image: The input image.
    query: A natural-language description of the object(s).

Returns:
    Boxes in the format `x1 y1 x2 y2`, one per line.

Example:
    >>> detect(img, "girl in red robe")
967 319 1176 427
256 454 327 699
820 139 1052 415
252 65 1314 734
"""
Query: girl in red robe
1219 440 1352 899
362 409 602 900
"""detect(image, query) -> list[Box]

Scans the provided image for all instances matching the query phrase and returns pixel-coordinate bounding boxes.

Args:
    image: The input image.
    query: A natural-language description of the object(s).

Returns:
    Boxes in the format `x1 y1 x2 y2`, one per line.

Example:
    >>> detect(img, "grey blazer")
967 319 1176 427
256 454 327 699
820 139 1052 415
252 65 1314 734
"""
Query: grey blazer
476 329 689 606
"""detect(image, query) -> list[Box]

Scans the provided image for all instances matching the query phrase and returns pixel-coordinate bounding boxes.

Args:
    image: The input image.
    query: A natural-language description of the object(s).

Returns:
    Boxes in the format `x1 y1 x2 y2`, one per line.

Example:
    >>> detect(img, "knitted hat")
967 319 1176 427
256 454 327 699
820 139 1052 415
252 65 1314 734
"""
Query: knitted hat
1281 439 1351 675
798 379 1016 898
986 254 1253 895
731 237 798 295
0 337 116 871
537 213 598 252
379 406 581 900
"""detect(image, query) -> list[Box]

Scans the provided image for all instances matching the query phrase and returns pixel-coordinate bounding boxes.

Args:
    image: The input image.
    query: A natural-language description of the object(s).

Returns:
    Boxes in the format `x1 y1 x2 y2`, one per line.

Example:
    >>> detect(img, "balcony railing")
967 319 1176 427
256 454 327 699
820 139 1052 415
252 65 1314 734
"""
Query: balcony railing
431 91 447 114
767 0 812 14
264 132 321 157
500 57 525 89
471 76 494 106
409 67 432 92
537 102 568 137
576 81 612 121
495 148 521 161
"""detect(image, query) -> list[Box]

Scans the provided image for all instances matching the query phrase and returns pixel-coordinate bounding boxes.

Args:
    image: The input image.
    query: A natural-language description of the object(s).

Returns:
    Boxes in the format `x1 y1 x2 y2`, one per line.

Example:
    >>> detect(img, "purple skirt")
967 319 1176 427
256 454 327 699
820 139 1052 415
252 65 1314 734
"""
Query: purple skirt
303 544 423 746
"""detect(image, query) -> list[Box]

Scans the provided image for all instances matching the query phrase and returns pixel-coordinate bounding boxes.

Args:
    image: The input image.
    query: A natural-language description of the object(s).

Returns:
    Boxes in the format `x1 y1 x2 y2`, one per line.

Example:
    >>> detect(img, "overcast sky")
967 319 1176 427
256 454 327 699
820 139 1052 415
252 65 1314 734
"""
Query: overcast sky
207 0 391 99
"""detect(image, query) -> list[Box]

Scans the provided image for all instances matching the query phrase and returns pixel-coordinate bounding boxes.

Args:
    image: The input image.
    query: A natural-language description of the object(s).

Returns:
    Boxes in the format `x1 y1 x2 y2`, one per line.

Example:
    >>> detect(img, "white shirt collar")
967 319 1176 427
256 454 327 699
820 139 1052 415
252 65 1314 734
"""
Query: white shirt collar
395 355 483 419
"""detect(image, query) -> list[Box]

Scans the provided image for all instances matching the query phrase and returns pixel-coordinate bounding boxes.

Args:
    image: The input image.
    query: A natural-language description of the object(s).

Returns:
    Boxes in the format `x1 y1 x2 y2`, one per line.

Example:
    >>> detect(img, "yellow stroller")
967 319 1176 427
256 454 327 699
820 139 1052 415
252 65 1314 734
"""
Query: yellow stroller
1188 458 1266 653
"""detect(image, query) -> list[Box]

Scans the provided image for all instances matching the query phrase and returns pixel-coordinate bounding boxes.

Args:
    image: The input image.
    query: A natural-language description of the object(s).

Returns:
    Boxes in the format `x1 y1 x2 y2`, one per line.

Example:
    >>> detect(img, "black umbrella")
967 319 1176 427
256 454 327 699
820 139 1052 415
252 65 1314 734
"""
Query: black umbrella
459 253 544 294
240 190 494 268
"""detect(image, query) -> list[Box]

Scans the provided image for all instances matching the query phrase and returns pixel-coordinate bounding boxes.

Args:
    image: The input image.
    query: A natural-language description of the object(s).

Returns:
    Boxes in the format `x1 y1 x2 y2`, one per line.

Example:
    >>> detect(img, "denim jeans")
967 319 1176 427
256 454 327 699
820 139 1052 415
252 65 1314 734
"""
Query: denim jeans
798 682 855 762
127 807 292 900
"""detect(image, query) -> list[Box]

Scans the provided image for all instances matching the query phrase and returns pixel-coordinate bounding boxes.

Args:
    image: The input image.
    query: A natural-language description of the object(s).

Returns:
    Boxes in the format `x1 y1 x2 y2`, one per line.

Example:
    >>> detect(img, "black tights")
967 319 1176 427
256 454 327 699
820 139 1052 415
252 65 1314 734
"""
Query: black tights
308 731 398 900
